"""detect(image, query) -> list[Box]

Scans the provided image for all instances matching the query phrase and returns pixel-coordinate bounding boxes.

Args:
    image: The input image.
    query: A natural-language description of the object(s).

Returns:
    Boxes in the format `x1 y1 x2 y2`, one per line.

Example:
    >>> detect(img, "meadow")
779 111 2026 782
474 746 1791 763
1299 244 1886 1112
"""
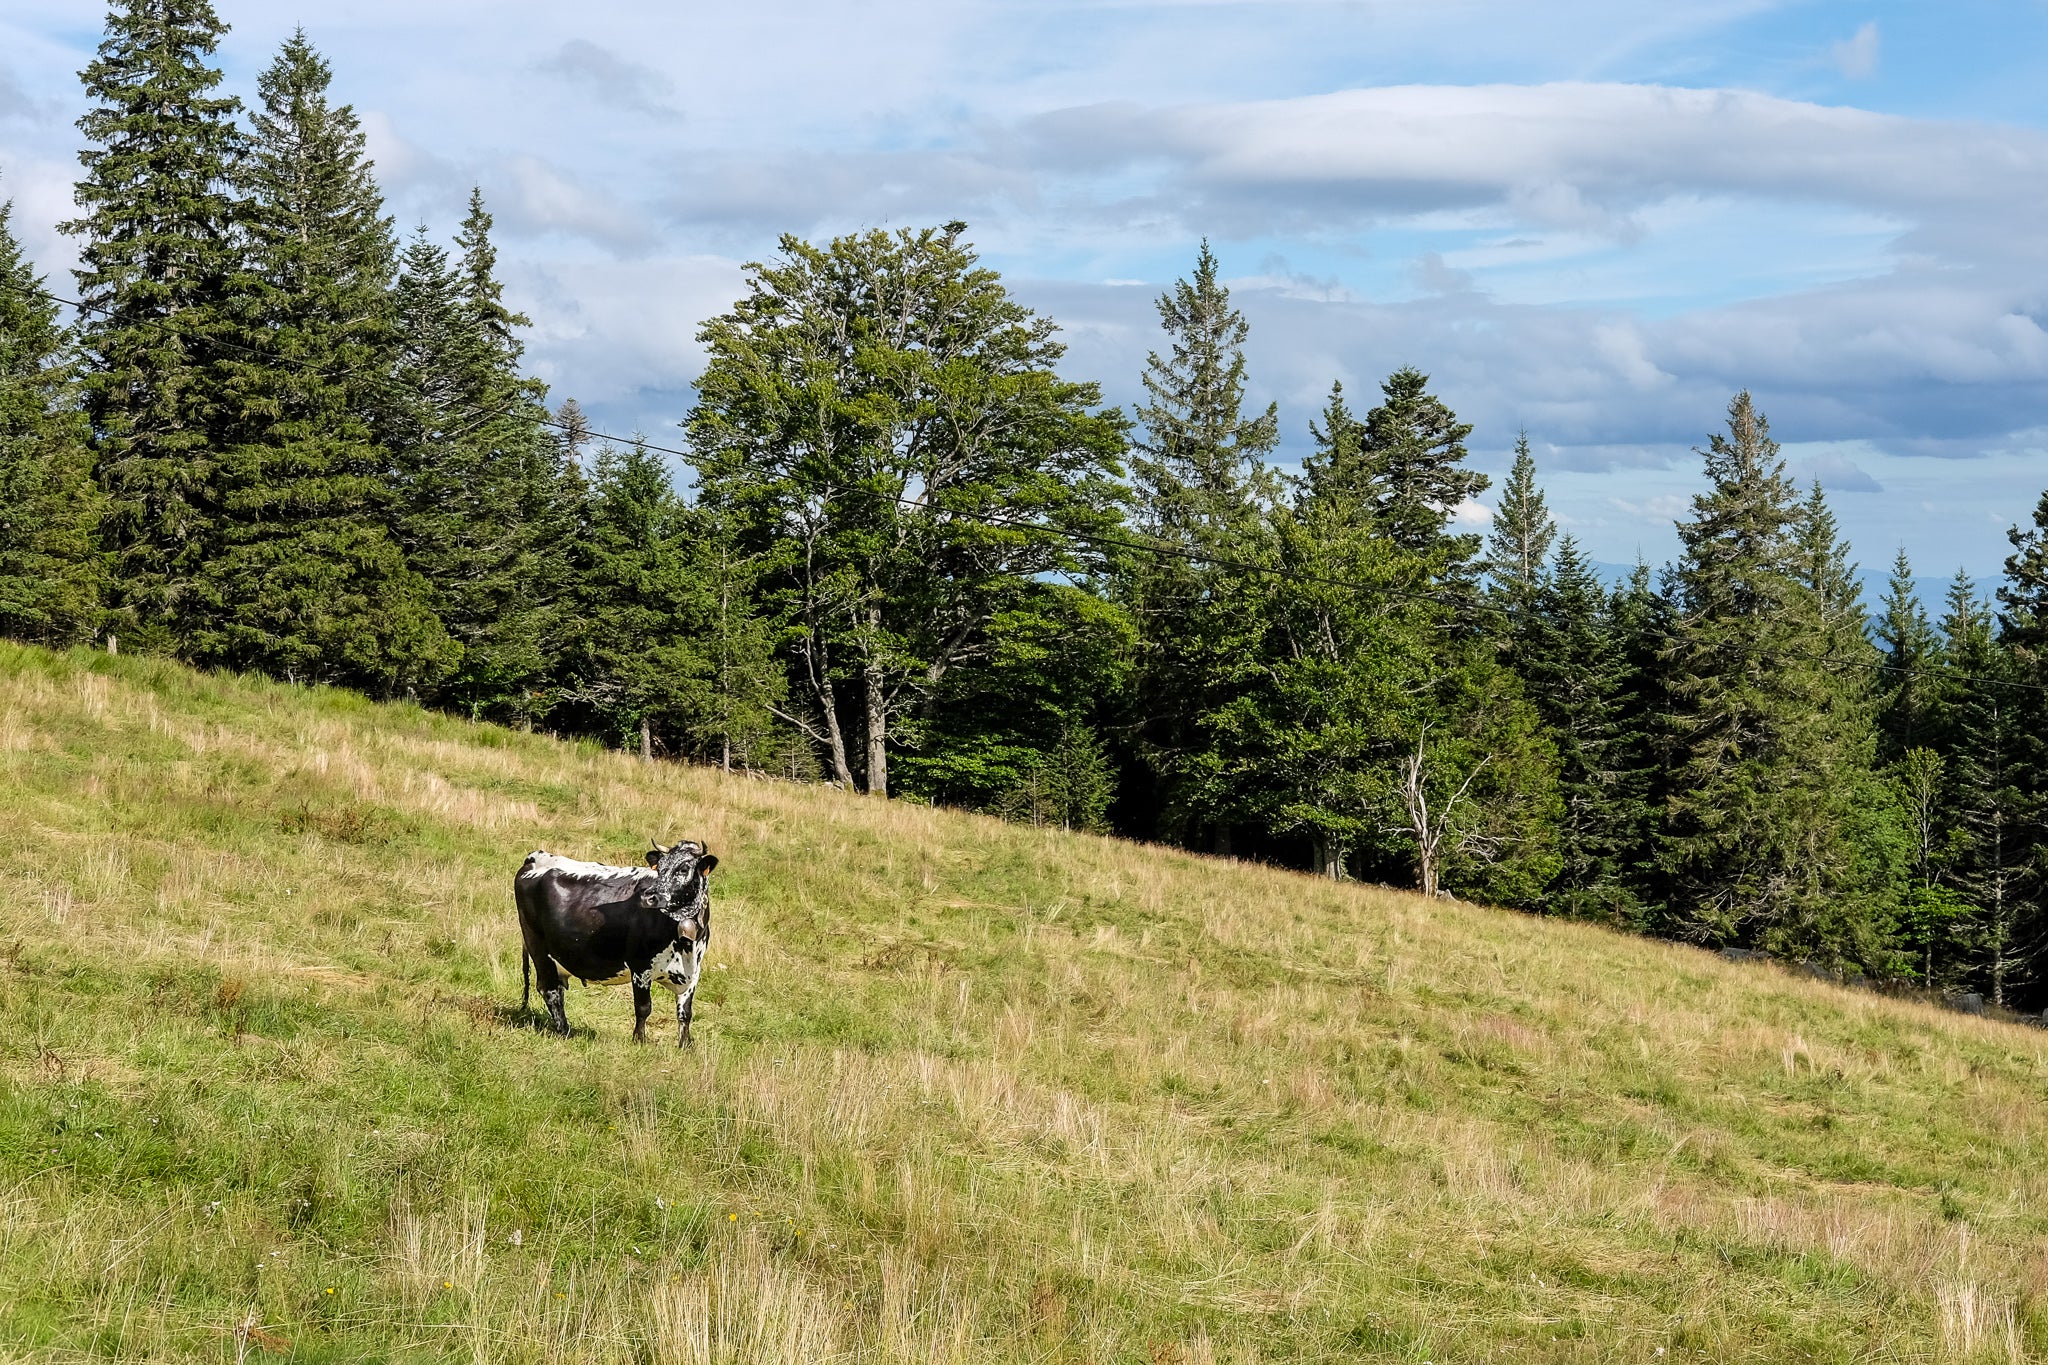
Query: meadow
0 642 2044 1362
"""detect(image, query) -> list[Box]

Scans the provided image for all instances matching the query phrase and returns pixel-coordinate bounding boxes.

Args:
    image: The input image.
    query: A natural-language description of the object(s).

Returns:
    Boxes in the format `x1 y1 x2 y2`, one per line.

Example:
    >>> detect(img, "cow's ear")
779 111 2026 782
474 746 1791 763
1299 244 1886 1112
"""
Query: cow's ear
698 854 718 875
645 849 662 868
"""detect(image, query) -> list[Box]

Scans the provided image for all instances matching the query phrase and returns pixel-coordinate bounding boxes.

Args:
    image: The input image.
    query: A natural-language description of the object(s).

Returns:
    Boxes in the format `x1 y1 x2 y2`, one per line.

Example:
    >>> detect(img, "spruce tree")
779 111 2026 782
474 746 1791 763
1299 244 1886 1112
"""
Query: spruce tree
0 190 103 644
1521 537 1641 920
1257 394 1436 878
198 31 452 690
385 199 574 721
65 0 244 652
1605 561 1674 919
1875 548 1940 762
2000 489 2048 942
1659 394 1887 961
2003 487 2048 669
1484 429 1556 688
1485 431 1555 604
1124 241 1279 850
1942 585 2038 1007
564 441 713 753
1358 366 1488 564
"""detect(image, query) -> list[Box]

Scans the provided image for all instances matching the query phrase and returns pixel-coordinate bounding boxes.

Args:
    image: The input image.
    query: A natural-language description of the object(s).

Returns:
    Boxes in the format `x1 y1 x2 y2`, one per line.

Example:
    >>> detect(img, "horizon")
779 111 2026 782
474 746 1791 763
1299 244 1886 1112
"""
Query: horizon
3 0 2045 577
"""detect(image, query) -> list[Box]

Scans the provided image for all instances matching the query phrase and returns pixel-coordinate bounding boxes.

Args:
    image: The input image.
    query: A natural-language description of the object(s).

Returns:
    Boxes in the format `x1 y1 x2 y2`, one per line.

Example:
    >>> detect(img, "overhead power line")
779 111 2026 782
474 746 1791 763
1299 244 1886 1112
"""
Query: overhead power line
4 270 2044 698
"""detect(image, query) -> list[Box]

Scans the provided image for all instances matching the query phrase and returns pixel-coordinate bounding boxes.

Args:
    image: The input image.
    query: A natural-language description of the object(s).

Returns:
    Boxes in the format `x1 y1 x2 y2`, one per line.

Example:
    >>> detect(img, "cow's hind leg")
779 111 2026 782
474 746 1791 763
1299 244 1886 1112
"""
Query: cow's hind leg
531 953 571 1037
630 972 654 1043
675 942 706 1048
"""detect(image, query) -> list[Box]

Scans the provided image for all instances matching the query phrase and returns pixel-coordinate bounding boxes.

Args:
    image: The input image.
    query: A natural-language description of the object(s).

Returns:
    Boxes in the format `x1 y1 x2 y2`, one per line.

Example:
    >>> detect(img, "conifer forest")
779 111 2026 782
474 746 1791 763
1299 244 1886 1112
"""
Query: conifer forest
6 2 2048 1010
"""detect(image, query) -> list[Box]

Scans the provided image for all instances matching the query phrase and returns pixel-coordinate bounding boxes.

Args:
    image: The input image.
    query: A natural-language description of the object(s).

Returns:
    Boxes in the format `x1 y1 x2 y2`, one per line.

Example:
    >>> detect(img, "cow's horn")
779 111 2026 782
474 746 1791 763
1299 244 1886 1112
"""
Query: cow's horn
649 838 669 854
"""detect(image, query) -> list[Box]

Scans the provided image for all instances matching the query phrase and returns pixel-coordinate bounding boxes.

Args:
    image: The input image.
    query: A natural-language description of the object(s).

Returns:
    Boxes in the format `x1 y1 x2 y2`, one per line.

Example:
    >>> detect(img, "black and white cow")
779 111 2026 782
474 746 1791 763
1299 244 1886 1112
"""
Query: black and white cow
515 840 718 1046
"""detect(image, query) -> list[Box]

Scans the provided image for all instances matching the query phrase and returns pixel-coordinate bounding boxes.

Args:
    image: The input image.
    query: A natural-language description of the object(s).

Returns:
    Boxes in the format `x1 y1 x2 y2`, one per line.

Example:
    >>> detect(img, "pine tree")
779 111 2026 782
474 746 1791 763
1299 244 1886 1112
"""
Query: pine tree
2003 486 2048 670
1132 241 1279 537
1999 490 2048 964
1874 548 1940 762
1125 242 1279 851
65 0 244 652
1485 431 1555 608
1257 408 1436 879
385 198 574 721
1659 394 1888 962
1521 537 1641 920
197 31 452 690
1942 585 2038 1007
1358 366 1488 564
0 189 103 644
696 511 786 771
1605 562 1674 920
565 441 712 753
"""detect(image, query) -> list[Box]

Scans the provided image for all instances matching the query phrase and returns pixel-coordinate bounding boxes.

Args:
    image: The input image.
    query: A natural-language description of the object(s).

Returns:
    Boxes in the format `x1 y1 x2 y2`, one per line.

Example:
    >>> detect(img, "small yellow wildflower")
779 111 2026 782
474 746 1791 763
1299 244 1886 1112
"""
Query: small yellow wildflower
325 1288 335 1295
728 1213 737 1222
443 1281 452 1290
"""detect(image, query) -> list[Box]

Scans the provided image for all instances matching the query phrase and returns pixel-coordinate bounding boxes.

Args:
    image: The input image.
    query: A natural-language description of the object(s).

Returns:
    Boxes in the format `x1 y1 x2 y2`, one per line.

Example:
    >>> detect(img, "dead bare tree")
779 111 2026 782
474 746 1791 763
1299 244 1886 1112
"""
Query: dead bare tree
1393 725 1489 898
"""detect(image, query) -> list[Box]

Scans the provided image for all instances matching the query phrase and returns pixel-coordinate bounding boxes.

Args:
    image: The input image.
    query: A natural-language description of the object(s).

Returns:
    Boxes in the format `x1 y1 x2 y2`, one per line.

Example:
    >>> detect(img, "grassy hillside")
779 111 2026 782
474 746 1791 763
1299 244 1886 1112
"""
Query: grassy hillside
0 644 2044 1363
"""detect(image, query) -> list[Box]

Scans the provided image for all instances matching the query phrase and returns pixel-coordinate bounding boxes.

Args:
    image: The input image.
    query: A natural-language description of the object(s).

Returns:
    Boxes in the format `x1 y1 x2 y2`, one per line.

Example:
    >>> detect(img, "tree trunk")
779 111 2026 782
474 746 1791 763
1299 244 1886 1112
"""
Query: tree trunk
818 683 855 787
1212 825 1232 858
864 662 888 797
1313 834 1344 881
722 733 731 774
640 715 653 762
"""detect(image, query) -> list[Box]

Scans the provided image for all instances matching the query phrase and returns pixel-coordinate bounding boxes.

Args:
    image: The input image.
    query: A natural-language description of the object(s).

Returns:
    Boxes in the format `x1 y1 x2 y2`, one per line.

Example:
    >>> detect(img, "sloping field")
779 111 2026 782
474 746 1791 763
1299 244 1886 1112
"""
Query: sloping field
0 643 2044 1363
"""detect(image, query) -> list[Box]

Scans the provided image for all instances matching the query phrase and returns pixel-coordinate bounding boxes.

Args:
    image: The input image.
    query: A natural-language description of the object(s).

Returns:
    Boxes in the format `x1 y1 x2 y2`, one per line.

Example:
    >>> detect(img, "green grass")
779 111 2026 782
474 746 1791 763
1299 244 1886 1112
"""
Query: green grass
1 641 2045 1362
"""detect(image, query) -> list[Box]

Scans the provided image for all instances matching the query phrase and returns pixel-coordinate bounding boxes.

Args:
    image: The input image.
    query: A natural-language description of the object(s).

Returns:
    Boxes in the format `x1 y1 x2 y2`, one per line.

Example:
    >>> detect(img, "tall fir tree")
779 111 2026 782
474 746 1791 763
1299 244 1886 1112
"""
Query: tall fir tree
197 31 452 690
1520 537 1643 921
1484 430 1555 688
1942 583 2039 1007
1999 488 2048 953
1602 561 1673 917
1659 394 1891 962
1253 389 1437 878
1126 241 1280 851
2003 487 2048 672
1358 366 1489 565
1874 547 1941 763
0 190 103 644
1485 431 1555 607
564 441 712 754
384 197 574 721
65 0 244 652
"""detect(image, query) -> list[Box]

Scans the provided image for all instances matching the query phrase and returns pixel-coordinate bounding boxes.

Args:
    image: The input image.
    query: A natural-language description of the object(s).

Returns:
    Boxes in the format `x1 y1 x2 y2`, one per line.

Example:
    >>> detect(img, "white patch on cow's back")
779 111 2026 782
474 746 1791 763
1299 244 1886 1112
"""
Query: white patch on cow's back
520 852 654 885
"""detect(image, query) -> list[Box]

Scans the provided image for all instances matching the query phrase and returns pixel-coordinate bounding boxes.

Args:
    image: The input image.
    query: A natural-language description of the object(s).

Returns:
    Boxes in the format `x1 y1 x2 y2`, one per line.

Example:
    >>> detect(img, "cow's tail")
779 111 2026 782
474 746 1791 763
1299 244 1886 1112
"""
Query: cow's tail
522 948 532 1014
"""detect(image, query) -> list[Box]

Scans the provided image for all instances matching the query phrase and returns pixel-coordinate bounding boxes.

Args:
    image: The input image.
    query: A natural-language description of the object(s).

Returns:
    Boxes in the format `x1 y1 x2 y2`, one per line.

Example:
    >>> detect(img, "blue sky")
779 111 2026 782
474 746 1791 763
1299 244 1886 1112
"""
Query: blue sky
4 0 2047 579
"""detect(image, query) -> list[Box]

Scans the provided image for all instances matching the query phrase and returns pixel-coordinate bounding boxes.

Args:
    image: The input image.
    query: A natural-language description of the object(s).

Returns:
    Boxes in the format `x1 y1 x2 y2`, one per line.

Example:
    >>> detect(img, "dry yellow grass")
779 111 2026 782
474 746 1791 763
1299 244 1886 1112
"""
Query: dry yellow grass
0 642 2044 1361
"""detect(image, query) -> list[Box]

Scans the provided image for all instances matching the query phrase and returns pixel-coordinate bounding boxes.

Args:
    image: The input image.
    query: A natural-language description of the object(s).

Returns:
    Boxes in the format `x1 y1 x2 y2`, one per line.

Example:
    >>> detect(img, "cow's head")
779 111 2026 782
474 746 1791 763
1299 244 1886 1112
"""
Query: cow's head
644 839 717 924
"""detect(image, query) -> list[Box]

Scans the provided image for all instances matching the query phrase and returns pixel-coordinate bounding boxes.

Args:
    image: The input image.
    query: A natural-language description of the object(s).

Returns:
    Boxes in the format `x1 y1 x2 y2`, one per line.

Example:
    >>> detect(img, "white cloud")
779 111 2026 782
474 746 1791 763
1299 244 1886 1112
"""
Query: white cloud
497 155 657 255
1829 21 1880 80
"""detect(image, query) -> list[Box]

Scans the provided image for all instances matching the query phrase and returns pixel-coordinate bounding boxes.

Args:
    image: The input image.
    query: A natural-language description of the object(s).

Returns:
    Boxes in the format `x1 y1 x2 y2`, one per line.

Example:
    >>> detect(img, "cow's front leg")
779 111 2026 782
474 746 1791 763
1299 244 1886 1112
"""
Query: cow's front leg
675 942 705 1048
630 970 654 1043
532 954 571 1037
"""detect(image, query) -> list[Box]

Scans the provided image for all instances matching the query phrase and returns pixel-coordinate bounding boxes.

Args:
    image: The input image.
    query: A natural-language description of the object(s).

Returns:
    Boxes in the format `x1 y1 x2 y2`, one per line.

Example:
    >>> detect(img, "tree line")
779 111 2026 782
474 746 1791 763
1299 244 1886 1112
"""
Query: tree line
4 0 2045 1006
